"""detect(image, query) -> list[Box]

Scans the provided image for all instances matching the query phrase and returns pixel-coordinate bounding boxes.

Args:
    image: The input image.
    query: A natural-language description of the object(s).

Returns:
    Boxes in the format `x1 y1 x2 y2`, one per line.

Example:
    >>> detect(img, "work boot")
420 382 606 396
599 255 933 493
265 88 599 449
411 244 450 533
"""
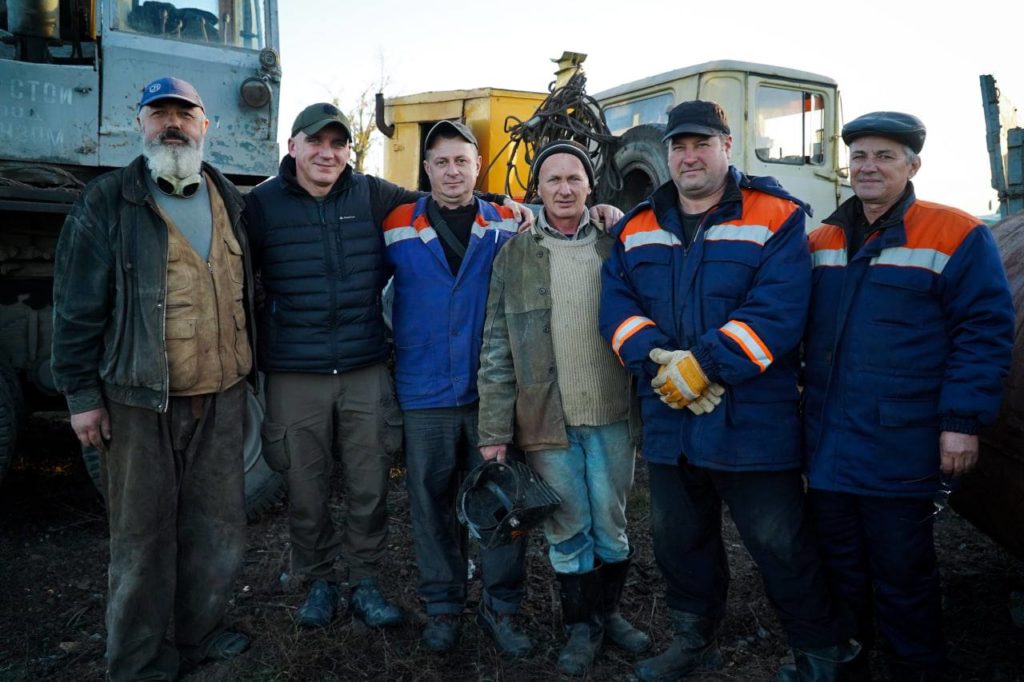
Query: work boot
294 579 341 628
422 614 461 653
635 610 722 681
556 568 604 676
776 639 862 682
599 550 651 654
350 577 404 628
476 603 532 658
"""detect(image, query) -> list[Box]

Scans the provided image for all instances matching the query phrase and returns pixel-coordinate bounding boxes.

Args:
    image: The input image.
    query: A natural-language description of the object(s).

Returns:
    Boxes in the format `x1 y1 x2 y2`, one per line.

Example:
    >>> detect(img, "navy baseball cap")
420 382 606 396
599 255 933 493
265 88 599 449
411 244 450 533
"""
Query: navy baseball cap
842 111 926 153
139 77 205 111
662 100 730 141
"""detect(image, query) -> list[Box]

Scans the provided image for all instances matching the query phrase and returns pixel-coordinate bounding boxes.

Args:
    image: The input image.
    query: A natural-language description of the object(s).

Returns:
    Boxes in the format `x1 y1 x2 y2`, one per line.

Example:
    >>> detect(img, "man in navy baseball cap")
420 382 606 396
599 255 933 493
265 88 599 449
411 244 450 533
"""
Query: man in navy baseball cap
139 76 206 111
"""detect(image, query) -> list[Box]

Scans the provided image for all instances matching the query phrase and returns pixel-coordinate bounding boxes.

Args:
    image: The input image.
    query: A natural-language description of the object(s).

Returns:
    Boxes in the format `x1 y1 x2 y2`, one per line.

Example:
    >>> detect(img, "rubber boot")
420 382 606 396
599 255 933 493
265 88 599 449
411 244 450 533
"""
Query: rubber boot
556 569 604 676
776 639 862 682
599 550 651 654
635 610 722 681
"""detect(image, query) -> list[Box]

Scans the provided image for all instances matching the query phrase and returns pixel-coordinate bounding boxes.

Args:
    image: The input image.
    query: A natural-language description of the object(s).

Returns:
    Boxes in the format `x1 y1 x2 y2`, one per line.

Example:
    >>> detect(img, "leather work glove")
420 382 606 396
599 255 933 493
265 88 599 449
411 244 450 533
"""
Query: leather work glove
685 383 726 415
649 348 710 408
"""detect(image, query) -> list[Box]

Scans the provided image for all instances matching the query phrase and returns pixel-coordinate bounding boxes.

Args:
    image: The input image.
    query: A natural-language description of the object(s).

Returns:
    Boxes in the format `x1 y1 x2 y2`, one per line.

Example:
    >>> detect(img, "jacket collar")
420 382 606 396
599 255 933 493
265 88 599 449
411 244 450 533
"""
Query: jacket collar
825 182 917 251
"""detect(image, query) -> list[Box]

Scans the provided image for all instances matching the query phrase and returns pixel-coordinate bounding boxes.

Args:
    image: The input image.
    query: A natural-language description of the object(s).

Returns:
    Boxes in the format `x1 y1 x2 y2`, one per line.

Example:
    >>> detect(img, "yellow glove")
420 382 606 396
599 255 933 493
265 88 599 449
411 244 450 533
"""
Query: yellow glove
685 383 726 415
649 348 710 408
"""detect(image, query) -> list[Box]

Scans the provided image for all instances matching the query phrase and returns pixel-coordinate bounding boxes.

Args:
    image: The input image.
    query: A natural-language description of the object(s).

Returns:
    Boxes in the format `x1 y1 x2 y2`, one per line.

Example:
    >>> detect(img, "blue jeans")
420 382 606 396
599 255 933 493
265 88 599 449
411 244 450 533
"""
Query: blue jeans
648 460 844 649
404 405 526 615
526 420 635 574
809 489 944 667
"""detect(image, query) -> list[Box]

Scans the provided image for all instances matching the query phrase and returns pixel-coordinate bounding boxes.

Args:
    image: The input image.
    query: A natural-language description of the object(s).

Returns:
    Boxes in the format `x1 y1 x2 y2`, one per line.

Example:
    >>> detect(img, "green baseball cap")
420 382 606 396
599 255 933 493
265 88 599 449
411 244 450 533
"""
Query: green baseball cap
291 102 352 139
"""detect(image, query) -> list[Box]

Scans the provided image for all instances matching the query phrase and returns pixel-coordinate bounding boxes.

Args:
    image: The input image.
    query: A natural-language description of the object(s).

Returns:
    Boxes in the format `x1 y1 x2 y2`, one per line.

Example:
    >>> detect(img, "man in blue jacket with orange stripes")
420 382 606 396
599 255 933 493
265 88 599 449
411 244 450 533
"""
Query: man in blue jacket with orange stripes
803 112 1013 681
600 100 856 681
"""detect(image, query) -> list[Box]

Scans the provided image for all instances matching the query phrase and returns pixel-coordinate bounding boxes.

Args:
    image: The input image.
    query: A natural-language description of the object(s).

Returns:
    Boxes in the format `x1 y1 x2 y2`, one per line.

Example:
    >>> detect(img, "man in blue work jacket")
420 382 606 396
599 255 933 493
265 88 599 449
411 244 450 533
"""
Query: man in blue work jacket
600 100 857 681
803 112 1014 681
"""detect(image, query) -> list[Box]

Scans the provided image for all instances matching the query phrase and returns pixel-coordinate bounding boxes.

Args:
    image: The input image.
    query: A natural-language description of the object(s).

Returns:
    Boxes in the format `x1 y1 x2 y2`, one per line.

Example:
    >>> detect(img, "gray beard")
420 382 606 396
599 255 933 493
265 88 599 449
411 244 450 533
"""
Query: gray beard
142 136 204 179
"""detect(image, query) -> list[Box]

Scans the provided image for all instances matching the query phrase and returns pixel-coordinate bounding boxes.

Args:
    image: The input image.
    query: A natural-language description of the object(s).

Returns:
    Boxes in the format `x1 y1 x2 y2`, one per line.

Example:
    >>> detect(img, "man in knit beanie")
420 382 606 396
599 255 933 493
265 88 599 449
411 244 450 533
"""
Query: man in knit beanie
477 140 649 676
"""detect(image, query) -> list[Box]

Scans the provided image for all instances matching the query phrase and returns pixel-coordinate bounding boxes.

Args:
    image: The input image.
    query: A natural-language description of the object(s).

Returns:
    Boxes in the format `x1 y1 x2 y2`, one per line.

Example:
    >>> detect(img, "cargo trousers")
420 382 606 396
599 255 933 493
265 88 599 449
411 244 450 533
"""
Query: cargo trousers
101 379 247 681
261 363 403 583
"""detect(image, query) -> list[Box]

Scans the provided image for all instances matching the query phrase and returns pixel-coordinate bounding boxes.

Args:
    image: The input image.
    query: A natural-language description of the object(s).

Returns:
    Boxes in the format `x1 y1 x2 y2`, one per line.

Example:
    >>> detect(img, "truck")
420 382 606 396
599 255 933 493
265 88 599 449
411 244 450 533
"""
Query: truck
378 54 853 221
379 58 1024 559
0 0 284 517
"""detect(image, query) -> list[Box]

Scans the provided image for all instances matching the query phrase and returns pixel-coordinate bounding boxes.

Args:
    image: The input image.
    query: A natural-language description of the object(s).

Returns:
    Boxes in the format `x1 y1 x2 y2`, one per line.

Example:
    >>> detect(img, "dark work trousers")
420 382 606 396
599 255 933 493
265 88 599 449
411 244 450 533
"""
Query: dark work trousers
102 379 246 681
808 489 944 668
647 460 843 649
262 364 401 583
403 405 526 615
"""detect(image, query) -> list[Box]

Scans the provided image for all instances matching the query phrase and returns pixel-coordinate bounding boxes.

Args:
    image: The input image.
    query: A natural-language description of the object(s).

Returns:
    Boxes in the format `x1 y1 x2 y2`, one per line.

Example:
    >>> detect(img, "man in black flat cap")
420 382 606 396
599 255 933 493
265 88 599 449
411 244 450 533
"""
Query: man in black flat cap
803 111 1014 680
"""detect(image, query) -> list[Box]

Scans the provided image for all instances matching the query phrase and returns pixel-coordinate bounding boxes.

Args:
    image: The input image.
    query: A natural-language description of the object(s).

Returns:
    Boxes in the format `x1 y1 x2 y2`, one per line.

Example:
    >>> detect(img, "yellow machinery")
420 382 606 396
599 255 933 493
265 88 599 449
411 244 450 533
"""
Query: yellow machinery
381 88 546 200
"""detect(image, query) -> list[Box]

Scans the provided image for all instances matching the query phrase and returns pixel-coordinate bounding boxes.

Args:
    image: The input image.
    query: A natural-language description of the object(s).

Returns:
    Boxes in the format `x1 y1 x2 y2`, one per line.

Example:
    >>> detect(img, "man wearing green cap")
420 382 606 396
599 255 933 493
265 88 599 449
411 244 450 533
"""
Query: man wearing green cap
244 103 523 629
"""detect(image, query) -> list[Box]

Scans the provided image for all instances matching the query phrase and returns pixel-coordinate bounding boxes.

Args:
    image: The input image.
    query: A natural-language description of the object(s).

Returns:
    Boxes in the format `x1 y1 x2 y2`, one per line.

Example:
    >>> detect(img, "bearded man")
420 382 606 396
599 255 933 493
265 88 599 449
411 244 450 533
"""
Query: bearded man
52 76 256 681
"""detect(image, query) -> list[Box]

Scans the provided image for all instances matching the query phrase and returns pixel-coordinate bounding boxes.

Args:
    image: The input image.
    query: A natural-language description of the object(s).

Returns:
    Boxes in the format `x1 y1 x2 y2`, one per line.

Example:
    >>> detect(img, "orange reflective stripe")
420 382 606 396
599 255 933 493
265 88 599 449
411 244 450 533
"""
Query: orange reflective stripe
611 316 656 362
721 320 773 372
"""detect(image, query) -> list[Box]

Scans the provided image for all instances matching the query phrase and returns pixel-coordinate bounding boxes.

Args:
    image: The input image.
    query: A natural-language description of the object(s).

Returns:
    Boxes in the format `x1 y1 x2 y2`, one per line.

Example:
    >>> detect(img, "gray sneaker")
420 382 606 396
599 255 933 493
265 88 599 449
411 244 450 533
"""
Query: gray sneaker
476 604 532 658
350 577 404 628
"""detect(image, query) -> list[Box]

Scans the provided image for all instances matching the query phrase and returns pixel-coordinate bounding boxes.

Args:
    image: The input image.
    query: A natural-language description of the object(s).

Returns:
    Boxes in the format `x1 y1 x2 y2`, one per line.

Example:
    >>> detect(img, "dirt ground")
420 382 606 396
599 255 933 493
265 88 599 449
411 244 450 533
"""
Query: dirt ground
1 419 1022 682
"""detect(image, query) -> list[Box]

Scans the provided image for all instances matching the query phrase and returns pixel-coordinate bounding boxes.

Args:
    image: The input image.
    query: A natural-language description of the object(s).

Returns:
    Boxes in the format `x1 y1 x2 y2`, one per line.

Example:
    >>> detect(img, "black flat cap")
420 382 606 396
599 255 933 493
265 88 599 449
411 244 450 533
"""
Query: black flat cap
842 111 926 153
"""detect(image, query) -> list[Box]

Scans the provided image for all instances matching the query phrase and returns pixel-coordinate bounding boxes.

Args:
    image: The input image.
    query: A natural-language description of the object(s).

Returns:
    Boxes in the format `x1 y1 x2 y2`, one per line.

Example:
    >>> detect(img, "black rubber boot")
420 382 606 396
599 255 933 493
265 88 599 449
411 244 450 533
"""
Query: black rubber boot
556 569 604 676
776 640 863 682
599 550 651 654
635 610 722 681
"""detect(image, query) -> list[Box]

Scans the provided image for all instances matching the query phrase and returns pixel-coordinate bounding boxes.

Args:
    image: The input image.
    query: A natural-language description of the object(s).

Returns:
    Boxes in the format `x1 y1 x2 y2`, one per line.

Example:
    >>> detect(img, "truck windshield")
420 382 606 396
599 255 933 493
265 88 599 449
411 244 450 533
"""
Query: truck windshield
755 86 825 166
113 0 267 49
604 93 673 136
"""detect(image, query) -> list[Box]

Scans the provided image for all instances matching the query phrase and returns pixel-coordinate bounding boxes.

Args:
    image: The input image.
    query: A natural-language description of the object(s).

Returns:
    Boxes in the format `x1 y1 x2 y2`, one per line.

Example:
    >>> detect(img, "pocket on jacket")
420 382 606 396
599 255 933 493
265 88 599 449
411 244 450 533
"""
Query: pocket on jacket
166 317 198 391
224 235 245 285
514 380 567 449
260 420 290 473
166 242 191 293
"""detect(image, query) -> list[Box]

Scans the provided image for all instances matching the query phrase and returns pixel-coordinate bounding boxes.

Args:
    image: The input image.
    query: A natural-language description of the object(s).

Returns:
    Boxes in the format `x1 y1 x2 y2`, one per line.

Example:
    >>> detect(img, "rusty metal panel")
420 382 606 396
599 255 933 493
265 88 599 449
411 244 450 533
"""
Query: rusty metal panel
0 61 99 166
98 30 279 178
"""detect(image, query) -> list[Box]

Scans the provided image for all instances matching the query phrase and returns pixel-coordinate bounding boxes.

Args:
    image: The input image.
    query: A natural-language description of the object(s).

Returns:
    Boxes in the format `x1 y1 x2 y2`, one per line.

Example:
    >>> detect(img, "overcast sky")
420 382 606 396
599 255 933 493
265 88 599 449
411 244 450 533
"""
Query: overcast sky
276 0 1022 216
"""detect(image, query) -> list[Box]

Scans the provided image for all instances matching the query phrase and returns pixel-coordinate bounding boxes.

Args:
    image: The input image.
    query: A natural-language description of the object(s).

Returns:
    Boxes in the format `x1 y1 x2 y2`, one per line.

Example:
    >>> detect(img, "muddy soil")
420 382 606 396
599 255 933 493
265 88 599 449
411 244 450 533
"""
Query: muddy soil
1 420 1022 681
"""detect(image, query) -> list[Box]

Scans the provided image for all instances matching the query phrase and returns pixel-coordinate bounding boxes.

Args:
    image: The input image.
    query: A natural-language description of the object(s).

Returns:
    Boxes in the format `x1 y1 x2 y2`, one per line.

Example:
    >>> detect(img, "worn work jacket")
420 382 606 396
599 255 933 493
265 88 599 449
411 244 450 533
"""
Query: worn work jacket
477 219 640 452
52 156 256 414
803 188 1014 497
599 168 811 470
383 196 517 410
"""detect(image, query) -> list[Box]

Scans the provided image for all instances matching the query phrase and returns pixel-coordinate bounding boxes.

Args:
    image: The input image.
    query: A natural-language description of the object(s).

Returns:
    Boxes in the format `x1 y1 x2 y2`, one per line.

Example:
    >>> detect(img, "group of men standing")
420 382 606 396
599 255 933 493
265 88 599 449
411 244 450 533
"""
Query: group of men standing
51 75 1013 682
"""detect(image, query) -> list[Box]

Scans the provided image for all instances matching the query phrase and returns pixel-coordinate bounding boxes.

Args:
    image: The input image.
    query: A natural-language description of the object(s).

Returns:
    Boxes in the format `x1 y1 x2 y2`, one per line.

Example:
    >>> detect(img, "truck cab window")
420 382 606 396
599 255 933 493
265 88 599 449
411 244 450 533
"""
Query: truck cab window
755 86 825 166
605 93 673 136
115 0 266 49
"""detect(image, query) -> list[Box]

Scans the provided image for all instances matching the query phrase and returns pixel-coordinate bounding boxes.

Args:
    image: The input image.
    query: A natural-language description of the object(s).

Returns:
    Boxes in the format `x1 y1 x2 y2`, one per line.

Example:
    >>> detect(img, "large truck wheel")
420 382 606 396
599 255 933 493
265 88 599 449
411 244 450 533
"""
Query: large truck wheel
81 385 283 521
0 370 18 487
602 124 670 212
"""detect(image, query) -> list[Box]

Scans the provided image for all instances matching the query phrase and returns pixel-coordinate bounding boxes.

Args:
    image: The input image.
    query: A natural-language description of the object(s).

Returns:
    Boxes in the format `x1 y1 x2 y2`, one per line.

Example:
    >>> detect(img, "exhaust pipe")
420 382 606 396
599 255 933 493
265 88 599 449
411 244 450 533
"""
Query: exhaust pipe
375 92 395 139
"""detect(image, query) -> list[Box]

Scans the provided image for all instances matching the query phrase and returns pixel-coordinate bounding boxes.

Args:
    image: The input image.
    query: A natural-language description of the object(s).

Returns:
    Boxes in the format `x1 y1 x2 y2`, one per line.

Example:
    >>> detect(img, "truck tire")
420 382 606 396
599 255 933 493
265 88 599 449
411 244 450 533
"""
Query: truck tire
81 385 283 521
604 124 670 212
0 372 18 487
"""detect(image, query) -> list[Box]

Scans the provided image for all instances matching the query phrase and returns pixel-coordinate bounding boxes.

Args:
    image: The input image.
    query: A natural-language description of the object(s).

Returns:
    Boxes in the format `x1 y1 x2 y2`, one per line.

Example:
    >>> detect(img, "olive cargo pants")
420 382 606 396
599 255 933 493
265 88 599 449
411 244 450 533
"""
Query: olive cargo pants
101 380 247 681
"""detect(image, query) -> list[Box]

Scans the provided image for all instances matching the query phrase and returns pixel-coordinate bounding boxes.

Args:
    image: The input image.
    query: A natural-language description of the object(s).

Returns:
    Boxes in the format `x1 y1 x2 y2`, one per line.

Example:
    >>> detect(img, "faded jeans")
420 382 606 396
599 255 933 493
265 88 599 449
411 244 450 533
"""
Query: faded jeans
526 420 634 574
404 405 526 615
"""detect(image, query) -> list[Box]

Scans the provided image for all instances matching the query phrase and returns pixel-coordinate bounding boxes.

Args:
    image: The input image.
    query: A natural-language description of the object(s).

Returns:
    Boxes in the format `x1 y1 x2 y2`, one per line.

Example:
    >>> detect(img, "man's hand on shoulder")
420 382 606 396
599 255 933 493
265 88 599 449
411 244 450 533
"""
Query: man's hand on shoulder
939 431 979 477
590 204 624 230
502 198 535 232
480 444 508 463
71 407 111 451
